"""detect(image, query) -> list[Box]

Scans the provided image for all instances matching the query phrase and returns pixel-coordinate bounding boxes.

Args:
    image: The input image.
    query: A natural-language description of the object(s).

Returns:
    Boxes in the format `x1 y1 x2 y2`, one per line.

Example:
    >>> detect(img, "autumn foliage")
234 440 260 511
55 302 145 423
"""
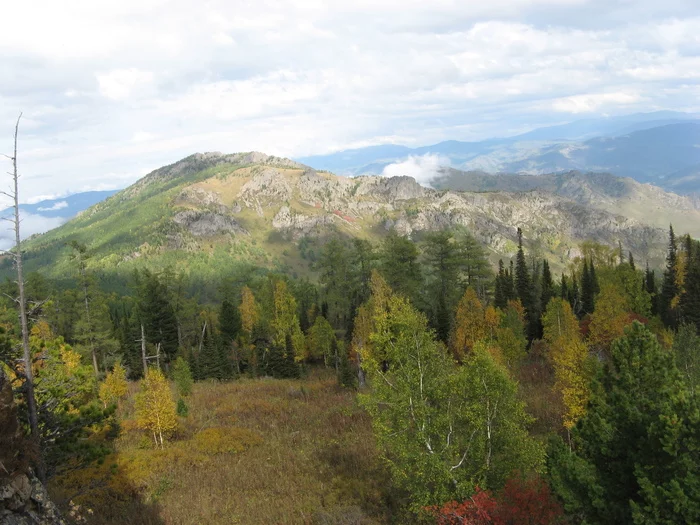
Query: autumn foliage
432 476 564 525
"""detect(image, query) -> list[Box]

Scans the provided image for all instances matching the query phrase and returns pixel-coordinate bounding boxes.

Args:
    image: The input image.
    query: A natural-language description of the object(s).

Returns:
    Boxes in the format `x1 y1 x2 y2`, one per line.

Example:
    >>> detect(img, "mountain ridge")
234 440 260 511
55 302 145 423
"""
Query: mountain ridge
8 152 693 292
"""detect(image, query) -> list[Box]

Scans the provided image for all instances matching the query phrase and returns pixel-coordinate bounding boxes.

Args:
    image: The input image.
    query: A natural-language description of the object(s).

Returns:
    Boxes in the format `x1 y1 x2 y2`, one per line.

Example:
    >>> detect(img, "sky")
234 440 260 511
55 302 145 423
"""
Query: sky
1 0 700 205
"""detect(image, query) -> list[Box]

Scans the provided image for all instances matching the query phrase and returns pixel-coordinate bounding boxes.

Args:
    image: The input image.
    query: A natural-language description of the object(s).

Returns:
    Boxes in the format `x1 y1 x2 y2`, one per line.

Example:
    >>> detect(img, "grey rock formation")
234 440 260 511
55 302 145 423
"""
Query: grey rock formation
0 369 66 525
173 210 248 237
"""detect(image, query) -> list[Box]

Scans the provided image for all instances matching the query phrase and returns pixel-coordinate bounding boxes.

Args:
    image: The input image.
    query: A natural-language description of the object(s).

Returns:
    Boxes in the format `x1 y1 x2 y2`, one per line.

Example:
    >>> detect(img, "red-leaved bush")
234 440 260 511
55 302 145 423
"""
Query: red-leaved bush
432 475 564 525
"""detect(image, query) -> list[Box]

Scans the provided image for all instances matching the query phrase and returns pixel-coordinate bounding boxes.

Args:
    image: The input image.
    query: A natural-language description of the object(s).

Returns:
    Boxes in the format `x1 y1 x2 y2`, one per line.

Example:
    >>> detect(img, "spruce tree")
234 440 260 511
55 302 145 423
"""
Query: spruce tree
645 263 658 316
540 259 554 313
581 259 595 316
199 327 224 380
548 322 700 524
515 228 532 315
495 259 507 309
660 225 679 328
680 238 700 332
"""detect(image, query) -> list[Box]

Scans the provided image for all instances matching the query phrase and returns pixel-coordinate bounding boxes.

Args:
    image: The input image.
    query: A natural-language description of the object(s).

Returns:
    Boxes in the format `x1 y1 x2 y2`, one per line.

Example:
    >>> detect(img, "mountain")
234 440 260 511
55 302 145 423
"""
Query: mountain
0 190 119 251
433 169 700 236
476 122 700 186
6 152 690 292
296 112 700 193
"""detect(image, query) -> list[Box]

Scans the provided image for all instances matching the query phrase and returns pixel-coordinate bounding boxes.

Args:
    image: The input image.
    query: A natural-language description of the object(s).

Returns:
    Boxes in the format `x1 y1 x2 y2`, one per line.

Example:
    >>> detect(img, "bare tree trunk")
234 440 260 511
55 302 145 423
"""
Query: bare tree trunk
4 114 44 482
141 324 147 376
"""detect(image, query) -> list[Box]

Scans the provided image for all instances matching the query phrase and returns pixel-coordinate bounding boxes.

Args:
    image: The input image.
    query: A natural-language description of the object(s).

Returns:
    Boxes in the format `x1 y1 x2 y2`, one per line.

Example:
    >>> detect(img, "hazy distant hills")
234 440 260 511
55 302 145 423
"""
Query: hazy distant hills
0 190 118 250
297 112 700 193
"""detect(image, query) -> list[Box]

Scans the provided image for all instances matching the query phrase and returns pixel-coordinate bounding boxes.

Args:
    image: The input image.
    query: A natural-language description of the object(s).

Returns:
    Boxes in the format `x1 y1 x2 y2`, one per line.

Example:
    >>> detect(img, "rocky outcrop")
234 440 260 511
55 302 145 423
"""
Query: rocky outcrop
172 210 248 237
272 206 337 239
0 369 66 525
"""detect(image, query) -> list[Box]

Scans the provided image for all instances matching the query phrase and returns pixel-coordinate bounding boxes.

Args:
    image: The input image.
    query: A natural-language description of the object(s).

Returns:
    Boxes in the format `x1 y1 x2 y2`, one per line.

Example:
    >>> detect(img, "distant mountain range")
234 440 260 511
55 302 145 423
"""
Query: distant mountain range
297 111 700 193
0 191 118 250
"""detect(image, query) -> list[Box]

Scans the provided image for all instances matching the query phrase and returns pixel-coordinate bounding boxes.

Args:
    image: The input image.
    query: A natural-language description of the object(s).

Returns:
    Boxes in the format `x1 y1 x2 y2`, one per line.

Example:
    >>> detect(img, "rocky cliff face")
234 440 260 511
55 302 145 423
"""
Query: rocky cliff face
0 370 66 525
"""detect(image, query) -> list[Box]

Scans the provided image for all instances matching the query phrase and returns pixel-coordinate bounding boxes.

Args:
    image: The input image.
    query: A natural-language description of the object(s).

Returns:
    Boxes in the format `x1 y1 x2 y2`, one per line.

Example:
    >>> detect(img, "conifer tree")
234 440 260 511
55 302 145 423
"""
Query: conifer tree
660 225 679 328
515 228 532 313
645 263 658 316
673 324 700 395
424 231 461 342
380 230 423 305
680 237 700 331
199 325 225 380
581 259 595 316
540 259 555 315
172 356 193 397
495 259 508 309
548 322 700 524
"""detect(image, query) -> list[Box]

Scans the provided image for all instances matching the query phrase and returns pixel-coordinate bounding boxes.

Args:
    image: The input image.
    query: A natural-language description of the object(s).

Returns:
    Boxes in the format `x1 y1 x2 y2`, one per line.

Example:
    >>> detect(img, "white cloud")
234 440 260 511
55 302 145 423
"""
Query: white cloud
97 69 154 100
0 212 66 251
37 201 69 211
381 154 450 186
551 92 645 113
0 1 698 201
24 193 70 205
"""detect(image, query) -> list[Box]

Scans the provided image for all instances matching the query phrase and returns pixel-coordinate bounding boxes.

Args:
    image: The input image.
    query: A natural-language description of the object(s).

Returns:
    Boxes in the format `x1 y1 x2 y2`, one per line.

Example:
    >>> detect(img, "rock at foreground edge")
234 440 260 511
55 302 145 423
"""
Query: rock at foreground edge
0 369 66 525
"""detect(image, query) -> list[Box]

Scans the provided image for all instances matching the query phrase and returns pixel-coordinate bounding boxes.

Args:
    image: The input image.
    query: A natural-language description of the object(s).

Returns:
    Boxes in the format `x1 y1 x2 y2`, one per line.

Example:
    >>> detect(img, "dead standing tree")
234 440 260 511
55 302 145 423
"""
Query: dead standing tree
1 113 44 482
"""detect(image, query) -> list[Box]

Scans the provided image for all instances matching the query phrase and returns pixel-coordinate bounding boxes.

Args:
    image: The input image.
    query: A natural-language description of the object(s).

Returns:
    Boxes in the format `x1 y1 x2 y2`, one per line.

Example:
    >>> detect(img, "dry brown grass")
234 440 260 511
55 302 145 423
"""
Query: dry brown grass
49 369 391 525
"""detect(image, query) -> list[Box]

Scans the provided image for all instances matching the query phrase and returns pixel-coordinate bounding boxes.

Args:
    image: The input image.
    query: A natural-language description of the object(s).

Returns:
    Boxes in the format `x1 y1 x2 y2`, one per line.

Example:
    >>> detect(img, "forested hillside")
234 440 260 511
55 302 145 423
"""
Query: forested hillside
2 193 699 522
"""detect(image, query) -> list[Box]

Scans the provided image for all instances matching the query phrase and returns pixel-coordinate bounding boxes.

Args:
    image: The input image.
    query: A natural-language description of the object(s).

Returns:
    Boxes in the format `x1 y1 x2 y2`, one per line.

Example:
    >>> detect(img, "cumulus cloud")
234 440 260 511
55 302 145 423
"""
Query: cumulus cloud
0 1 699 200
381 154 450 186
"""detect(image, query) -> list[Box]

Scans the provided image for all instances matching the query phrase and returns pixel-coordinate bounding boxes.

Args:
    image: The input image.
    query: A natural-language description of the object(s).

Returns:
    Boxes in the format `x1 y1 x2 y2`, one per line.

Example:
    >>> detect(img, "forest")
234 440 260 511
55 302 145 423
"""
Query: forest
2 224 699 524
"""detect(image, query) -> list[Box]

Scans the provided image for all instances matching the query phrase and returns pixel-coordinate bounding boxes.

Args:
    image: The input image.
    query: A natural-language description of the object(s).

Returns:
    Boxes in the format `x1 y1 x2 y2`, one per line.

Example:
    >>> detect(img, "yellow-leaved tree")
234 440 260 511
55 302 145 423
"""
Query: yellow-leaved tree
135 368 177 448
99 362 128 408
450 288 486 360
239 286 259 337
588 284 630 351
271 280 305 360
543 298 593 430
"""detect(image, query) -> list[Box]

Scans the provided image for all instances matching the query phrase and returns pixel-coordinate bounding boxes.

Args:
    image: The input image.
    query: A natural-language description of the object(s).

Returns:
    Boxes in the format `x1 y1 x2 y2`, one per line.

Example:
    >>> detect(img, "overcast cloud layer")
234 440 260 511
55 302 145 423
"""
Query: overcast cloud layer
1 0 700 203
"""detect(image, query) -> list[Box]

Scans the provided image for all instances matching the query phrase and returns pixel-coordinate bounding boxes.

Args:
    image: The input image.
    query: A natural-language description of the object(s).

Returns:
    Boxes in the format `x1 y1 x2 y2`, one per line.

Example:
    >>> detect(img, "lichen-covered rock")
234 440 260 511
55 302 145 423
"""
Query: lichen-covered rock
0 369 66 524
